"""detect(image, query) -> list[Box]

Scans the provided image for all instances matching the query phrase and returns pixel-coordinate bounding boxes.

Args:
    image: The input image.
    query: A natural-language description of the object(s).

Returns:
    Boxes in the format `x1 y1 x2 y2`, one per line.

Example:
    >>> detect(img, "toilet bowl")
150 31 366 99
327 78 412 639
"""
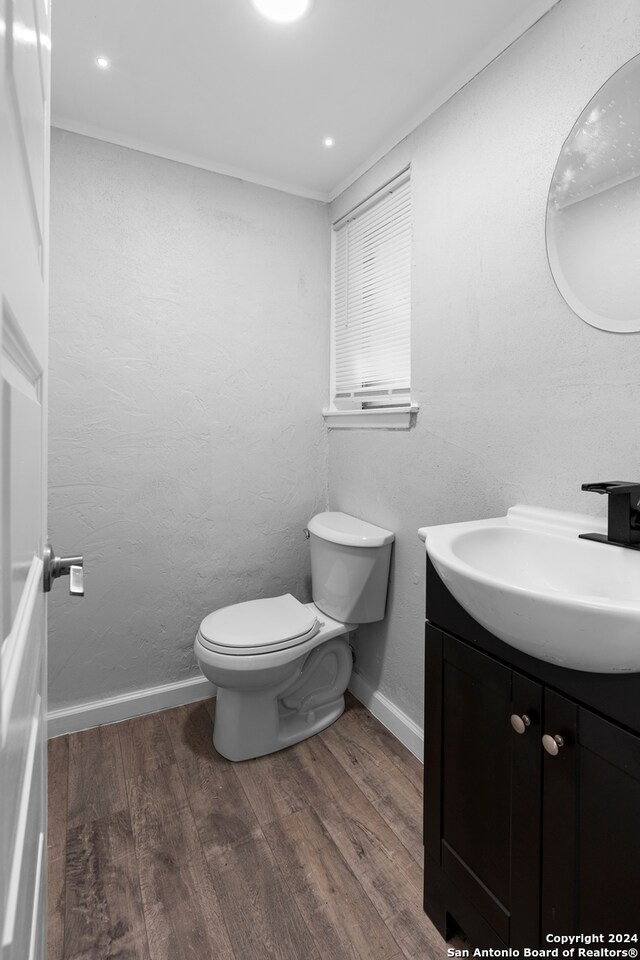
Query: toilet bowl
195 597 354 761
194 512 394 762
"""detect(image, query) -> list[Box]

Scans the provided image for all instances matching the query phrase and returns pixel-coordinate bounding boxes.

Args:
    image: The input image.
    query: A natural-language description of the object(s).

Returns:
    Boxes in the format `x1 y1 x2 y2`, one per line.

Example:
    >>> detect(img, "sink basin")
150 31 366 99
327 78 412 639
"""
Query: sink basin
418 505 640 674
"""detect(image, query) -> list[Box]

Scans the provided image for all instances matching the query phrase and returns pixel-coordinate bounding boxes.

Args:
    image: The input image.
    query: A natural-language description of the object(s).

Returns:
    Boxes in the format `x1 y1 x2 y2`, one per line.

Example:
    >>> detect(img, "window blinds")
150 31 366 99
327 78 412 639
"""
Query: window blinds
332 171 411 408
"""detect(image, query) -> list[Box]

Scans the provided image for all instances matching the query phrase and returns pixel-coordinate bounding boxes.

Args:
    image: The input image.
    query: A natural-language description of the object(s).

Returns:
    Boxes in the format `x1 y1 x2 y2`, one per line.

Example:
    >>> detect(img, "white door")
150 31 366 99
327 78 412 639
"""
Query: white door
1 0 51 958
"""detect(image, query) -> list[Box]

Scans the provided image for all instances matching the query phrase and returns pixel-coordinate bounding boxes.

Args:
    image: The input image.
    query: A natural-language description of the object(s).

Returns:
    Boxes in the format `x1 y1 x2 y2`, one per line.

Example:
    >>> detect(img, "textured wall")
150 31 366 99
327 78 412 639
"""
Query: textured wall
328 0 640 727
48 130 329 711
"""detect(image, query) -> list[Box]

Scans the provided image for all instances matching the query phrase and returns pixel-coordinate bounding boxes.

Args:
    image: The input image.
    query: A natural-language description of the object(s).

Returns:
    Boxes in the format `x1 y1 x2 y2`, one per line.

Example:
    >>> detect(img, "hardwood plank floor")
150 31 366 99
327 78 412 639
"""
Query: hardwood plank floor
126 765 236 960
49 693 455 960
162 702 263 854
67 723 128 824
47 736 68 960
320 706 424 863
263 806 400 960
63 811 149 960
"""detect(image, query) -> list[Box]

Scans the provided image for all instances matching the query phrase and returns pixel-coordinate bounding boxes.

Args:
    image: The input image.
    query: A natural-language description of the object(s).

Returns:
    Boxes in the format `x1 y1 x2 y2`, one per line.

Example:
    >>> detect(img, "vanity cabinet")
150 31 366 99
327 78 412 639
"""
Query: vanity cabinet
424 559 640 948
543 689 640 936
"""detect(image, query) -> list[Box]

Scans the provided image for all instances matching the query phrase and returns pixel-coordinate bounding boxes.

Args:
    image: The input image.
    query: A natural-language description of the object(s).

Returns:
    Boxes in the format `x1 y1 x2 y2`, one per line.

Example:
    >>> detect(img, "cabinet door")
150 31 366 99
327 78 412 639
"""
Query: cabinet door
542 691 640 935
424 627 543 946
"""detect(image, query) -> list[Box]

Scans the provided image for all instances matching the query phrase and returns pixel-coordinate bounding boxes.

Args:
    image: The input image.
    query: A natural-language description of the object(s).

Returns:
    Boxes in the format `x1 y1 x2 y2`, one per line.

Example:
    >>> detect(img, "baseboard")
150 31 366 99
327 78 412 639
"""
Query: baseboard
48 667 422 755
47 674 217 739
348 671 424 762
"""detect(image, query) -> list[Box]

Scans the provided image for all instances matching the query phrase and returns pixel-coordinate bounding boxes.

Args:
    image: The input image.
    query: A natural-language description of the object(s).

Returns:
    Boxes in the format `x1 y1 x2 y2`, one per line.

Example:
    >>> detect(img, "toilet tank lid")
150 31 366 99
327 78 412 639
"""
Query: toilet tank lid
307 512 394 548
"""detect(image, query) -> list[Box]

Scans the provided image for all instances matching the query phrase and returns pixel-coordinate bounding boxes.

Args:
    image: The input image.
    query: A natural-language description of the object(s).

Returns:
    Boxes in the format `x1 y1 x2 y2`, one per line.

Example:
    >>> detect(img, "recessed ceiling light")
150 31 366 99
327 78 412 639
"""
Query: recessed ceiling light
252 0 314 24
96 56 110 69
323 137 335 148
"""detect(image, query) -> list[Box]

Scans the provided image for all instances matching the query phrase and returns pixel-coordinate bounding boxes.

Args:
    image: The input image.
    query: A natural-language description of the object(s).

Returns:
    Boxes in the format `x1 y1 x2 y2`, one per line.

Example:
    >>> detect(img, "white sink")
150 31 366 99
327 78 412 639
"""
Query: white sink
418 505 640 674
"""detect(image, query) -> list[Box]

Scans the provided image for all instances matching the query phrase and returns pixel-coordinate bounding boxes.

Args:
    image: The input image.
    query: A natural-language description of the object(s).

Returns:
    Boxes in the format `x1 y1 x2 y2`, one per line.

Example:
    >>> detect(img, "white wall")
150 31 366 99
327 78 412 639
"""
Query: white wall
328 0 640 727
48 130 329 713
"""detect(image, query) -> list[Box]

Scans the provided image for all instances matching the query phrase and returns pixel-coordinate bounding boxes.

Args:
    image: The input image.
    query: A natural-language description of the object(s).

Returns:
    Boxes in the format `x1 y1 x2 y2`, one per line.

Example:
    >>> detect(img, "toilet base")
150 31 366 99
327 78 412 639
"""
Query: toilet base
211 635 352 762
213 689 345 762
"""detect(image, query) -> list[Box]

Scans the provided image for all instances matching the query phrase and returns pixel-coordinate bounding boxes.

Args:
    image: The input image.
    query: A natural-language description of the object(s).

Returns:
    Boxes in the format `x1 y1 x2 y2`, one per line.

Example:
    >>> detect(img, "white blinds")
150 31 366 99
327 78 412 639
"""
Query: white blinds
332 171 411 407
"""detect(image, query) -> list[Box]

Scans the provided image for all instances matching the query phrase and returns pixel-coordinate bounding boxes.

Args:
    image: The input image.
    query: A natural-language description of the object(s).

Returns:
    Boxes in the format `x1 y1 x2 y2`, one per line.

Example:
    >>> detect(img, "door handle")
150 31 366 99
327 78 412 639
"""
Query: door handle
43 543 84 596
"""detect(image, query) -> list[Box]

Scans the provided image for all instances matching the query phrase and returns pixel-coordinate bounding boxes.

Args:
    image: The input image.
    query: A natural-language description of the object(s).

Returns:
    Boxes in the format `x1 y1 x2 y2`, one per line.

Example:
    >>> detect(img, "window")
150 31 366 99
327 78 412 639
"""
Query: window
325 168 415 429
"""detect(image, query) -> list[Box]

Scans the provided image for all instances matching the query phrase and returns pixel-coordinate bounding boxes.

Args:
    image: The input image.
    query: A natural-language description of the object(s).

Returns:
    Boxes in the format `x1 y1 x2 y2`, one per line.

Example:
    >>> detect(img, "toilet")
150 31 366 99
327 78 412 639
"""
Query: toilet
194 511 394 761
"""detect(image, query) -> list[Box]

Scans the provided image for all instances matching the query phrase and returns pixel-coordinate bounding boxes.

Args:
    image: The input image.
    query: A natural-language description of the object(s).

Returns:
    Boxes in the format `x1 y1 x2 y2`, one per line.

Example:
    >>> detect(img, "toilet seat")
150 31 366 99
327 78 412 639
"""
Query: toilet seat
197 593 319 656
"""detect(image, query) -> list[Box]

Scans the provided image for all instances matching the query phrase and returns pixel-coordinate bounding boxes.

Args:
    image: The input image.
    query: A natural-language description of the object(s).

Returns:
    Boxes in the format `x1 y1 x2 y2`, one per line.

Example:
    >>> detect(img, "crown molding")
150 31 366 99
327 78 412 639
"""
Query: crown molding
51 116 330 203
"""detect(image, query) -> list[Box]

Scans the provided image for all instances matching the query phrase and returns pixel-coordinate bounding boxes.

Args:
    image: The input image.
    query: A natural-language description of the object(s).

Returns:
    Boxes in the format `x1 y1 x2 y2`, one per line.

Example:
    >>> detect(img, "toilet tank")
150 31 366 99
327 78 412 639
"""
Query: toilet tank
307 512 394 624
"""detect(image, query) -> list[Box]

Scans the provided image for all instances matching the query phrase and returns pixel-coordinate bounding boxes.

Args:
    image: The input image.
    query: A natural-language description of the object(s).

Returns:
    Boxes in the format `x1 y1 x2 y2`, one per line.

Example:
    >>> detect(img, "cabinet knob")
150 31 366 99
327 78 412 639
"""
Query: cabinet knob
542 733 565 756
510 713 531 734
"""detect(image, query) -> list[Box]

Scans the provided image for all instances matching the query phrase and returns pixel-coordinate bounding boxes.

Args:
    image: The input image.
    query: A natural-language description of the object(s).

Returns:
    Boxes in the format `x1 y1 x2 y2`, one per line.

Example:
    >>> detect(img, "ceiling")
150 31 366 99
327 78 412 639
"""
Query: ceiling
51 0 560 201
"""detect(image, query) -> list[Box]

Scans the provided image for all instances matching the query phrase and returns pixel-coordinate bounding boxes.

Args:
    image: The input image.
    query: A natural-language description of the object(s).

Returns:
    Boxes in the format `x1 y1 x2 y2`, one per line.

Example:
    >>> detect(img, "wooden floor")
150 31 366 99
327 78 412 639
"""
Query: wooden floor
48 693 453 960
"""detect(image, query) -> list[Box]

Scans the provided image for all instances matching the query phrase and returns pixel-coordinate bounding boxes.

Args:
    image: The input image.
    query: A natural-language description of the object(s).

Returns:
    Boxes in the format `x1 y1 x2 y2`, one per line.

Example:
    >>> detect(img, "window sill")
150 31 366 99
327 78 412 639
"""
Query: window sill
322 404 419 430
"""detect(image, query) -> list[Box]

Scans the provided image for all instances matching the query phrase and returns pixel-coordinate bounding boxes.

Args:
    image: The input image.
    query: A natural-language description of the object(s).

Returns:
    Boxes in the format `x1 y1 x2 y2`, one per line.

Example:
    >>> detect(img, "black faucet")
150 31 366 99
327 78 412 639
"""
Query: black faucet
580 481 640 548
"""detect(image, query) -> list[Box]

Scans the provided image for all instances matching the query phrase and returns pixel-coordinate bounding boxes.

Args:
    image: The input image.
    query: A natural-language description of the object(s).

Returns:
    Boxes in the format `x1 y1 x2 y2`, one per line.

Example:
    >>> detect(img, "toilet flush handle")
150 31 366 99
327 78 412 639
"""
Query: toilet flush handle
43 543 85 596
303 528 310 539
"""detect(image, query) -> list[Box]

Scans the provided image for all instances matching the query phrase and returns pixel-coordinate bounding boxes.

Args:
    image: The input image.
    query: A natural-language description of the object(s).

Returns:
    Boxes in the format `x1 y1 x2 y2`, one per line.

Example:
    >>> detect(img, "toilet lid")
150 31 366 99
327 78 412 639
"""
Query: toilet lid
198 594 319 655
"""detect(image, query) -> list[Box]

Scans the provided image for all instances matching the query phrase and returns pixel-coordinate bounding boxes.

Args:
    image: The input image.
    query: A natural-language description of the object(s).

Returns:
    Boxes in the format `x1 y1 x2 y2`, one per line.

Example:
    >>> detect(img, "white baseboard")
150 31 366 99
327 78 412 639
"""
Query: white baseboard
348 671 424 762
47 667 421 758
47 674 217 739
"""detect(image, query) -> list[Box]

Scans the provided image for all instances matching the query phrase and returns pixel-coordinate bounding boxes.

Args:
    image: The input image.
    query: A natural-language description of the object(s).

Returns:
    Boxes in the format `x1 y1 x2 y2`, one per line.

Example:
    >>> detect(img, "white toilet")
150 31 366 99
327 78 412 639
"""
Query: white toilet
194 512 394 761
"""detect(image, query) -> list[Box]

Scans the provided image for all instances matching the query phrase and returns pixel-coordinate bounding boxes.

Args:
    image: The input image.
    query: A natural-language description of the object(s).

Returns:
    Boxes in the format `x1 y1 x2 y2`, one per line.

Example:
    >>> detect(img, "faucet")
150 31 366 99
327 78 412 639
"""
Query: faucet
580 481 640 548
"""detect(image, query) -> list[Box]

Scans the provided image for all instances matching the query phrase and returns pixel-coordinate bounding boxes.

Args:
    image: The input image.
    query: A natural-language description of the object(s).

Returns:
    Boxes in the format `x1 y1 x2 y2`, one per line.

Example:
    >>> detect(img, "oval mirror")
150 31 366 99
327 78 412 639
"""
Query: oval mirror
546 54 640 332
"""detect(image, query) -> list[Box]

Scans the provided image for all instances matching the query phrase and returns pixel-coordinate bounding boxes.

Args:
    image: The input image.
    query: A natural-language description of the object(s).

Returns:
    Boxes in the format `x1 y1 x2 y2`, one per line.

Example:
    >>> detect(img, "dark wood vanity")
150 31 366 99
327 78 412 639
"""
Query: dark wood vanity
423 554 640 947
